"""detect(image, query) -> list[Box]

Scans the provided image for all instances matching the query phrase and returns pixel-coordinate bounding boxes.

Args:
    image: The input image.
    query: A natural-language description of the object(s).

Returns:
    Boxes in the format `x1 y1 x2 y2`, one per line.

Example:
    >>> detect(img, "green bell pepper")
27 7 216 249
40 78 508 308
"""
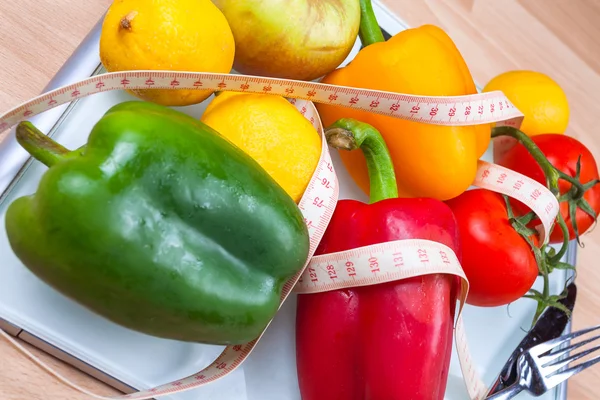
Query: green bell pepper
5 101 310 345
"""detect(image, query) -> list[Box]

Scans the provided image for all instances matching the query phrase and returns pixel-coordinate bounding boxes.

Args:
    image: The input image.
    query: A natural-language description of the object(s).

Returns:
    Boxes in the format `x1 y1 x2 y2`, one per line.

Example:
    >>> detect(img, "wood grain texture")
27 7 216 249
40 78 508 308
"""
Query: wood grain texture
0 0 598 399
0 337 119 400
0 2 118 398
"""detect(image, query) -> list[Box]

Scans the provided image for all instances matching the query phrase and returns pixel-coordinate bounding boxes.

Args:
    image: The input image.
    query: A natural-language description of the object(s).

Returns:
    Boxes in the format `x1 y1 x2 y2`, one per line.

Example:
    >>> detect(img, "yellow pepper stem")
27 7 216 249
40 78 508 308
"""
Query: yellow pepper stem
359 0 385 47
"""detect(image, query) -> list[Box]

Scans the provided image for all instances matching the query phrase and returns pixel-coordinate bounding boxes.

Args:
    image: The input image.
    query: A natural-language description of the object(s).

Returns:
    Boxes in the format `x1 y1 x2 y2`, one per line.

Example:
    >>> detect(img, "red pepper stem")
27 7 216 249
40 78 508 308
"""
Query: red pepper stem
325 118 398 203
16 122 70 167
359 0 385 47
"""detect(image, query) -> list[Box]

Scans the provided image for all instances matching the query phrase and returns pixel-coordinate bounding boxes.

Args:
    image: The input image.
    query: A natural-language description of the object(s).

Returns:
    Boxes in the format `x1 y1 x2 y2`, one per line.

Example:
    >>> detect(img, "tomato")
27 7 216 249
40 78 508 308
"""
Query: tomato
445 189 539 307
497 134 600 244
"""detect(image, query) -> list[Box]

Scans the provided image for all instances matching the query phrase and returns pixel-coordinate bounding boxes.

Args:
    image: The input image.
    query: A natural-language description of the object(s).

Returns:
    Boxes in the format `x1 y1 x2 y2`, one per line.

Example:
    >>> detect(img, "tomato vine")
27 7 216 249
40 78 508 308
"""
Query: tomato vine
492 126 600 325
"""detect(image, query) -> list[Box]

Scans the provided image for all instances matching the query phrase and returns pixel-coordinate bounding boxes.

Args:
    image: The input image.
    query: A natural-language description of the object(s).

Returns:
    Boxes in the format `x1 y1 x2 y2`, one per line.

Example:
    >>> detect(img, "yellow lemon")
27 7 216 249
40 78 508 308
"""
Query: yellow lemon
483 70 569 136
99 0 235 106
201 92 321 203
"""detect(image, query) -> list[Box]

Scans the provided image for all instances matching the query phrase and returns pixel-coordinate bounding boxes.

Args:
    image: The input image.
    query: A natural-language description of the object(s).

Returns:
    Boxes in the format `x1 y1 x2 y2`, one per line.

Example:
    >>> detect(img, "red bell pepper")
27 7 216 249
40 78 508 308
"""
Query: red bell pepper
295 119 462 400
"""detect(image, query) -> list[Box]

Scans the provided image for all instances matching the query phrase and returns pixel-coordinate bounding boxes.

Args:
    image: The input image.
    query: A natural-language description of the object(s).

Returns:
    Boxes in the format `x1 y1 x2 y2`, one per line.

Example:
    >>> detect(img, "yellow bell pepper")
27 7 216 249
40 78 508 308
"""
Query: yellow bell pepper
316 7 490 201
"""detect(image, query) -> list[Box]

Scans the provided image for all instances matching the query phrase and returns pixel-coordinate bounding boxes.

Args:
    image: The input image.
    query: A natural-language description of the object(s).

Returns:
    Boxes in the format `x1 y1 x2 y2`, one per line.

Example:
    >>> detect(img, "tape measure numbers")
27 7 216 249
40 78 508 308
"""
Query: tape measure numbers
0 70 557 400
0 71 524 132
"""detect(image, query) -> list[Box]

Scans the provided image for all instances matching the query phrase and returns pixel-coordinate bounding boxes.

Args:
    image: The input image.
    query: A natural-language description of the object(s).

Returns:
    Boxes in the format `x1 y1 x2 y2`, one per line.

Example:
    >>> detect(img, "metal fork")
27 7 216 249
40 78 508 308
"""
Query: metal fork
486 324 600 399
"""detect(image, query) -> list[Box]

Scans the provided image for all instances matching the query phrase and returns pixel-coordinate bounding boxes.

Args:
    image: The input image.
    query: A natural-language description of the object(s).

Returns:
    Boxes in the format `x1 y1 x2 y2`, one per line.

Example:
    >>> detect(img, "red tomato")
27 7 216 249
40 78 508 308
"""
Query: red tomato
497 134 600 244
445 189 539 307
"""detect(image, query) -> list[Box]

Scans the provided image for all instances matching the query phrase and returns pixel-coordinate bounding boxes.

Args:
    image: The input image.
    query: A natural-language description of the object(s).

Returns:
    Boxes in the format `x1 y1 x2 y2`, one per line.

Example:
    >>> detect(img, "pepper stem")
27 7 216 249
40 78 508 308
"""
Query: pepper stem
16 121 70 167
325 118 398 203
359 0 385 47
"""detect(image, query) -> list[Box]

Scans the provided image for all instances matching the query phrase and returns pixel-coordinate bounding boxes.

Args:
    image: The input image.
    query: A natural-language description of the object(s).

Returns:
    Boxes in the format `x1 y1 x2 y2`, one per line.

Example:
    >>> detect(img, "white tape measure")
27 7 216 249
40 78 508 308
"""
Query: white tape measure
0 70 558 400
0 70 524 131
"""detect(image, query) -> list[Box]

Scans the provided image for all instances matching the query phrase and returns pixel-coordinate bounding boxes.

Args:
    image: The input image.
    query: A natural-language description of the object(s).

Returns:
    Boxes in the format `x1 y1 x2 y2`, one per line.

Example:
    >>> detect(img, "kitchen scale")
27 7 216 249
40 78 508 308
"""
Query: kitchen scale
0 2 575 399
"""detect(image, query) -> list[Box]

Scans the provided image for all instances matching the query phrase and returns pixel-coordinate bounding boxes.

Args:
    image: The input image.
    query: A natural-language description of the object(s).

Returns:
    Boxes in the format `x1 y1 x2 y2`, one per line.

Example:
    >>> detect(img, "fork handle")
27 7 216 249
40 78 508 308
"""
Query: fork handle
484 383 523 400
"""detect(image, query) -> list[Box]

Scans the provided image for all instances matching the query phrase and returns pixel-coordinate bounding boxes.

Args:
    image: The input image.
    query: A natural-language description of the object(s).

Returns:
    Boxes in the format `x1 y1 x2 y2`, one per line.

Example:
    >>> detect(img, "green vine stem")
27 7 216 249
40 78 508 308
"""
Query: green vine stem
548 213 570 265
492 126 585 198
503 194 548 324
492 126 591 326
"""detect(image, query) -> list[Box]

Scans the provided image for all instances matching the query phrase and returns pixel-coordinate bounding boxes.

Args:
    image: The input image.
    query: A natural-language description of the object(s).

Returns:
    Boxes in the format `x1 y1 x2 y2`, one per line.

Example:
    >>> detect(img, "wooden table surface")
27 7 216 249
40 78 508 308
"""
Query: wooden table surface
0 0 598 399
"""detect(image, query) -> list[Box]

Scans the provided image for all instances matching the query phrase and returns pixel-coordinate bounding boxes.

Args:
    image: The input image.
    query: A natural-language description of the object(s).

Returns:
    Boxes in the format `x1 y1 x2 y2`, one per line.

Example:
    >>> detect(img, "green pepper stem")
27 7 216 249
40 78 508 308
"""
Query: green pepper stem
359 0 385 47
325 118 398 203
16 121 70 167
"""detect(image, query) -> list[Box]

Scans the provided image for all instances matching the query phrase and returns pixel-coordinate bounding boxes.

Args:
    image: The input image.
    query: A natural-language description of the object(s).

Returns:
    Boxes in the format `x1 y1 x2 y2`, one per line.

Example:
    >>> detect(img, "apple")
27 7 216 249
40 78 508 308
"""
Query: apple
212 0 360 81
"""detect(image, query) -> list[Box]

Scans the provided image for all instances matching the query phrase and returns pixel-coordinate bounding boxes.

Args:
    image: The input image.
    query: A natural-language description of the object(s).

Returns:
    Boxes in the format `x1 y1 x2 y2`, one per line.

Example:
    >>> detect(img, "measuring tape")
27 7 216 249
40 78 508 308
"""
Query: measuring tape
0 71 558 400
0 70 526 131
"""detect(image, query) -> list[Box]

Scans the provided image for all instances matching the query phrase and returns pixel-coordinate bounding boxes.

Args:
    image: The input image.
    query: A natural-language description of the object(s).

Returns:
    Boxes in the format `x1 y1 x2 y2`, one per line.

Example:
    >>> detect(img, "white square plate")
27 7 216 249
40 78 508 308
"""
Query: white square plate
0 3 572 399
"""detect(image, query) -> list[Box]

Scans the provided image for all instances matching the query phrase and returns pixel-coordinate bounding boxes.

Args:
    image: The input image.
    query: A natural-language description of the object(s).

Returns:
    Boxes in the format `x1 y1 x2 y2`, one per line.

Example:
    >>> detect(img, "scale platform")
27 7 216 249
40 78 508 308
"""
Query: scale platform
0 3 574 399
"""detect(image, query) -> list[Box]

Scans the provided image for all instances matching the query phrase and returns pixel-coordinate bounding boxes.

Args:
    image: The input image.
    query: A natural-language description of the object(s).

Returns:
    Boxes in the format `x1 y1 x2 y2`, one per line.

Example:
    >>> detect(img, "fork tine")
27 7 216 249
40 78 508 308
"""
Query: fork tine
530 324 600 356
541 334 600 365
544 352 600 390
542 343 600 375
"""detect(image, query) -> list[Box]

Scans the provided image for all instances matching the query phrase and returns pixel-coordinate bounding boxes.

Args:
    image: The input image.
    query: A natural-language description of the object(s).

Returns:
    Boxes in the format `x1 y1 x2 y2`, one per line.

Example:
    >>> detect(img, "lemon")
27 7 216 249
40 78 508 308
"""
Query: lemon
483 70 570 136
201 92 321 203
99 0 235 106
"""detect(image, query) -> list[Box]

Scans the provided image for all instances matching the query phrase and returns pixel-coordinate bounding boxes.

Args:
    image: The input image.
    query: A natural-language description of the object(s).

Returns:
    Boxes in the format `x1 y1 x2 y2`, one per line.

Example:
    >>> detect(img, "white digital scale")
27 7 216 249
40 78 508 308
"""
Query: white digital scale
0 3 574 399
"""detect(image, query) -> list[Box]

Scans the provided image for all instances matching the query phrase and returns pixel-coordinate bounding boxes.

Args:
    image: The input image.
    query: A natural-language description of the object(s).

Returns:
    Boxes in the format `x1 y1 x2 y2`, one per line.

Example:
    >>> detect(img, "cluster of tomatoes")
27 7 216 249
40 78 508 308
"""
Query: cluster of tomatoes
446 132 600 312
